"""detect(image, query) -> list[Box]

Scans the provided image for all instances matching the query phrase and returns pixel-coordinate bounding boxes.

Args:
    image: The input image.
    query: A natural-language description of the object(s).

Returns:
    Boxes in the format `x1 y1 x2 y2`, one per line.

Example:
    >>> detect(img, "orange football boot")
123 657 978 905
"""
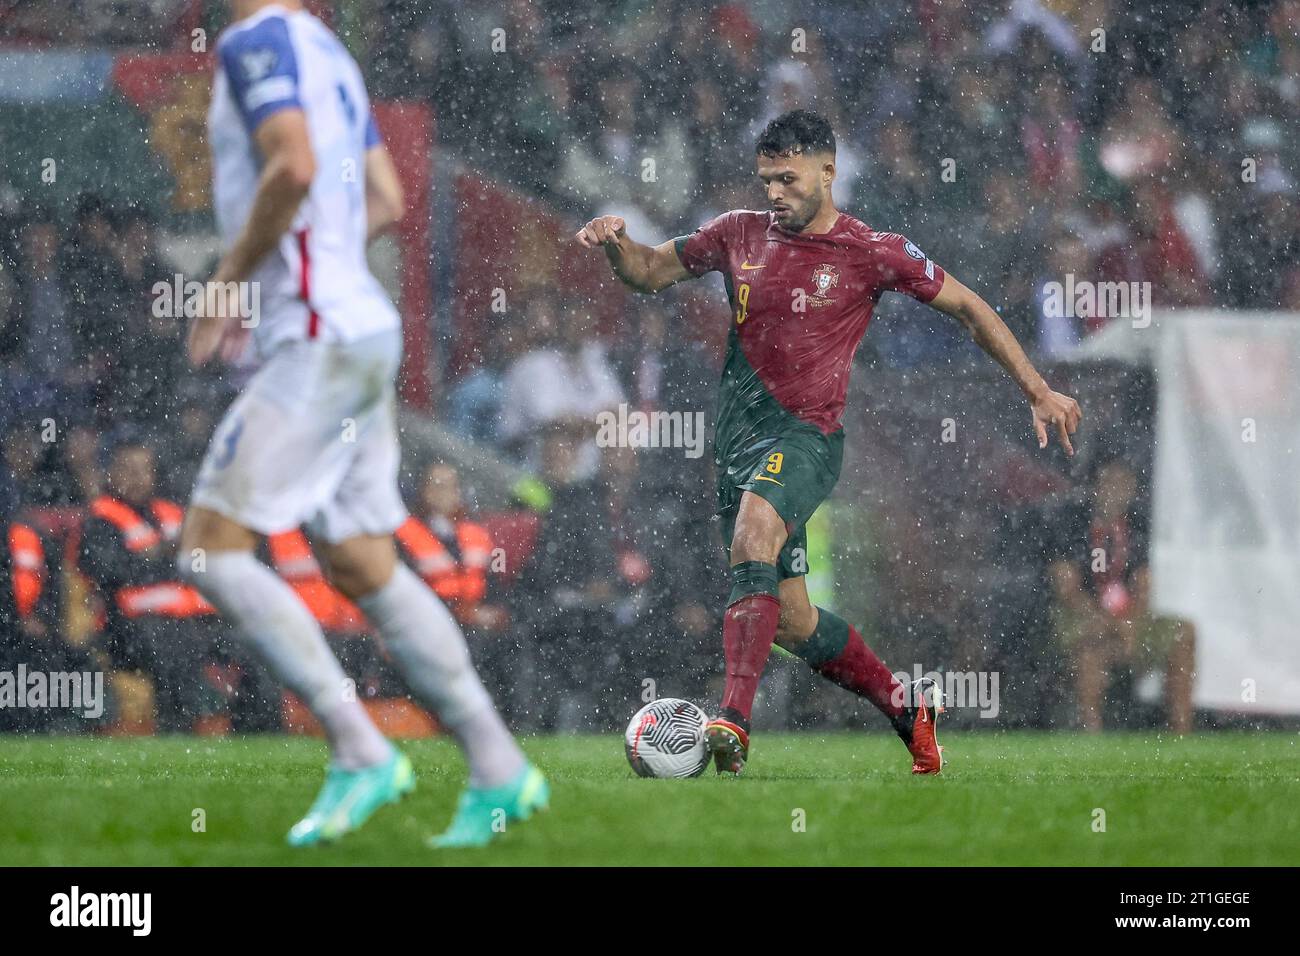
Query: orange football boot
704 717 750 775
902 677 945 774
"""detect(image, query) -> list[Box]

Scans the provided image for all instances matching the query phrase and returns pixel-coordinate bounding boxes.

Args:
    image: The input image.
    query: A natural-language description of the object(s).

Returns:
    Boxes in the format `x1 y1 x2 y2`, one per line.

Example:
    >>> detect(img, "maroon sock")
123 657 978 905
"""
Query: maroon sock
719 594 781 722
816 625 906 719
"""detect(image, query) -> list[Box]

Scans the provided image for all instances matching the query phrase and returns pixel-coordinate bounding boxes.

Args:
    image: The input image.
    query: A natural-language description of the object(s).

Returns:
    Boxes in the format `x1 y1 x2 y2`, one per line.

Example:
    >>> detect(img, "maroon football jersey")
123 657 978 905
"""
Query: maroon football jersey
675 210 946 433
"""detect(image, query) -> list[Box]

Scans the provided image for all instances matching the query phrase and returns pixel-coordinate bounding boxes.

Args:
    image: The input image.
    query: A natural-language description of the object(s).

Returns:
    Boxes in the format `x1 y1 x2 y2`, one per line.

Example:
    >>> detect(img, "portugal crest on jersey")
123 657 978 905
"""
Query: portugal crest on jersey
810 263 840 305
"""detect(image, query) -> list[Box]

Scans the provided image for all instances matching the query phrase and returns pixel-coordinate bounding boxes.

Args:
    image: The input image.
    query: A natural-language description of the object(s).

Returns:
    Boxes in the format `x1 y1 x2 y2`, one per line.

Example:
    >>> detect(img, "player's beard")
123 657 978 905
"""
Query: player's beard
780 191 822 232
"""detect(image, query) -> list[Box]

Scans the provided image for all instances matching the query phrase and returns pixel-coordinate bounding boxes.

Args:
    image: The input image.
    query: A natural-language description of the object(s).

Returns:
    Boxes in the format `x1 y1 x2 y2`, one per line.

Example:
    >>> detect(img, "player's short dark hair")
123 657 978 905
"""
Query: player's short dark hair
755 110 836 158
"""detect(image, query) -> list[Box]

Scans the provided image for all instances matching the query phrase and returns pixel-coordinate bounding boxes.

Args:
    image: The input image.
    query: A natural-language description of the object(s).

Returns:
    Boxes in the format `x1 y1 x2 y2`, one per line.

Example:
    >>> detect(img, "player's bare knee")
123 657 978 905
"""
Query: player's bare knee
178 508 210 557
729 524 783 565
318 537 397 600
326 559 389 600
178 507 255 581
773 618 802 648
775 603 816 647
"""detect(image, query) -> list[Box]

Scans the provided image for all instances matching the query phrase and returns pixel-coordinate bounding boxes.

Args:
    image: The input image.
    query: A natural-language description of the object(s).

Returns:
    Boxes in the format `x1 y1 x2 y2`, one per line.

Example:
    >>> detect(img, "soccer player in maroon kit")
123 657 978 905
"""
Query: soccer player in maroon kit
576 110 1081 774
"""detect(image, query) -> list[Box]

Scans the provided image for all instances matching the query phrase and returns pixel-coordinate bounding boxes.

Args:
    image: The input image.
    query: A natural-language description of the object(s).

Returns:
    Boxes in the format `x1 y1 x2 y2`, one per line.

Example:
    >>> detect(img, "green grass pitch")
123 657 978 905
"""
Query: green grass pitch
0 731 1295 865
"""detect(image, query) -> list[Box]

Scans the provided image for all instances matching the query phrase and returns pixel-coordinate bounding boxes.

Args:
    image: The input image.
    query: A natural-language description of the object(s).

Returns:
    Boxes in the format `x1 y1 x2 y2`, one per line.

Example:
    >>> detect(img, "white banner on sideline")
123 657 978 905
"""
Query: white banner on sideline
1152 312 1300 714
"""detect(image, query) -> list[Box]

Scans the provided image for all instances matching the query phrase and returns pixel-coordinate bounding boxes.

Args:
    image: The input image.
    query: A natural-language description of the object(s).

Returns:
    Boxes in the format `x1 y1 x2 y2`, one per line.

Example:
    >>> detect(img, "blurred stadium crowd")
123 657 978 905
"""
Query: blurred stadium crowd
4 0 1296 734
379 0 1300 329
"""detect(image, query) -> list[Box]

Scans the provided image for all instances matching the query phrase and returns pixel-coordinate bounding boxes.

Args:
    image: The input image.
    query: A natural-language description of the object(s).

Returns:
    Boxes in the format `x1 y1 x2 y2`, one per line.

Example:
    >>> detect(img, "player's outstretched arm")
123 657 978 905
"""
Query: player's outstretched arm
364 144 405 242
188 109 316 366
574 215 692 294
928 272 1083 456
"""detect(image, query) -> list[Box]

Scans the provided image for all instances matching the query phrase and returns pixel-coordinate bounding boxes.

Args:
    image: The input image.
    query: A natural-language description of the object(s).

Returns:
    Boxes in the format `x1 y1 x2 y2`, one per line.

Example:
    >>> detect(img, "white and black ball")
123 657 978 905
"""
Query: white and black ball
624 698 710 778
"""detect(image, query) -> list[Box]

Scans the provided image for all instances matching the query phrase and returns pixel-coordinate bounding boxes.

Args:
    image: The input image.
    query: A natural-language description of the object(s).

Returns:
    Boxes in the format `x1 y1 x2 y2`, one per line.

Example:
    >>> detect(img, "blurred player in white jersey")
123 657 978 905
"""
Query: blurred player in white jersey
180 0 547 848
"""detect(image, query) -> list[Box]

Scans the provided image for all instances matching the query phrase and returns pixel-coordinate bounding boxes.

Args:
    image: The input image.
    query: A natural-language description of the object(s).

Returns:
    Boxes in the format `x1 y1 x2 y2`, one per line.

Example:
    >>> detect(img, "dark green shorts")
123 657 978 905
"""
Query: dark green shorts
716 426 844 579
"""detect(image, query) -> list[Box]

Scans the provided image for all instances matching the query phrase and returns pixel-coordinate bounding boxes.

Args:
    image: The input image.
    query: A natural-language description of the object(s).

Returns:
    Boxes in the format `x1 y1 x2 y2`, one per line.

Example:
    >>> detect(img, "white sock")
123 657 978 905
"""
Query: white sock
186 551 392 770
356 564 525 787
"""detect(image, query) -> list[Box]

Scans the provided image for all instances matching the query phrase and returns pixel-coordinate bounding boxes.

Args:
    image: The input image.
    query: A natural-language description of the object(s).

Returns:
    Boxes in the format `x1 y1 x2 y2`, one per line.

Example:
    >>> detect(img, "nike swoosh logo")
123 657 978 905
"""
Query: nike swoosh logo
740 261 765 270
752 474 784 486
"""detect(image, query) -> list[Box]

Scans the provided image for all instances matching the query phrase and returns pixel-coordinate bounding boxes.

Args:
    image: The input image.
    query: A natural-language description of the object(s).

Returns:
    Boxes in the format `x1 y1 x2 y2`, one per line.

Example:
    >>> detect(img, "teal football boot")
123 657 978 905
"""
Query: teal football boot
429 763 549 849
287 750 415 847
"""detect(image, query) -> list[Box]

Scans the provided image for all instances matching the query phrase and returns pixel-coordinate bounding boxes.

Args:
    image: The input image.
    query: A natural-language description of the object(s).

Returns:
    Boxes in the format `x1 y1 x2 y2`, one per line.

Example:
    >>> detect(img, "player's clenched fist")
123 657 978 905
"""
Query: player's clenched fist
575 215 626 249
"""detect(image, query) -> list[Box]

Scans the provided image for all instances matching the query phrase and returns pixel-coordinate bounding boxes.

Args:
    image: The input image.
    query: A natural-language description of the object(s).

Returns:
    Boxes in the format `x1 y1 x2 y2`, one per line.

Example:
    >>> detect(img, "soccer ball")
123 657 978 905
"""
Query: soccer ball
624 698 710 778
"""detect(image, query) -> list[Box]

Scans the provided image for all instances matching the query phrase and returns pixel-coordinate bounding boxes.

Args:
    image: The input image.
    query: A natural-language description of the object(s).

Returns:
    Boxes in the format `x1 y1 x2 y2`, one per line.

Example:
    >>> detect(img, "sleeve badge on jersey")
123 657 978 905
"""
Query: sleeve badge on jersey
239 49 278 82
810 264 840 306
903 240 926 260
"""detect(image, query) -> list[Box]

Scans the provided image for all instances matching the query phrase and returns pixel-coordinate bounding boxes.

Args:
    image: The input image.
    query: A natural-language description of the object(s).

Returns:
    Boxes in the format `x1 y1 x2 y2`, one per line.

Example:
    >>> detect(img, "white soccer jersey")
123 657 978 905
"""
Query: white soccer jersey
207 3 400 353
